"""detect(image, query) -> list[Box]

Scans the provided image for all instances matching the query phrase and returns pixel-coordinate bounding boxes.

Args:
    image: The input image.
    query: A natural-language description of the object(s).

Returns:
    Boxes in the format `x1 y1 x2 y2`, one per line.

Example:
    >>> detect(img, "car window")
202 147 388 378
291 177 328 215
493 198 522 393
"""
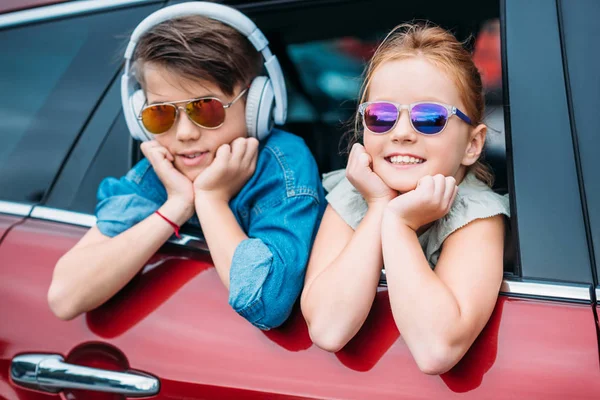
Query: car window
280 5 515 273
44 79 132 215
0 4 158 205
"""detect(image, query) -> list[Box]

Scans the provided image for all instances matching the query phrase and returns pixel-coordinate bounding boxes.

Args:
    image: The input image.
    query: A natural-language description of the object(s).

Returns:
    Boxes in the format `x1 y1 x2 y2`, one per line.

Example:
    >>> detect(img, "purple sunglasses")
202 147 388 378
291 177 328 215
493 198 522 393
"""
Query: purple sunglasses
358 101 472 135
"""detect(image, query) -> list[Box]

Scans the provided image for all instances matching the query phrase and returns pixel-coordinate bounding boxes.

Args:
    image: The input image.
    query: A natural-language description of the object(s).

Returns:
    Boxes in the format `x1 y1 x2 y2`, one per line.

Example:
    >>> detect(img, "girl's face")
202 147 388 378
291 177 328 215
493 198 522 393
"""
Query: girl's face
142 63 248 181
363 56 485 193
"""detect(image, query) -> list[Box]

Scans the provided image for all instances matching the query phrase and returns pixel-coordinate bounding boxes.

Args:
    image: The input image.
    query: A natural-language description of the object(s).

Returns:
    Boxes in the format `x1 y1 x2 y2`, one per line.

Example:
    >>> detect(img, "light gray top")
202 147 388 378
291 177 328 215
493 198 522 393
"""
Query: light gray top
322 169 511 268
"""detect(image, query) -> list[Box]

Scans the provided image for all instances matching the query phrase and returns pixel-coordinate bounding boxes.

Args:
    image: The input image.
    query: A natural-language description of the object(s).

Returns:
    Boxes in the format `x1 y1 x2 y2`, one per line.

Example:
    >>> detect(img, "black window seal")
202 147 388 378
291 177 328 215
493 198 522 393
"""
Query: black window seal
499 0 521 278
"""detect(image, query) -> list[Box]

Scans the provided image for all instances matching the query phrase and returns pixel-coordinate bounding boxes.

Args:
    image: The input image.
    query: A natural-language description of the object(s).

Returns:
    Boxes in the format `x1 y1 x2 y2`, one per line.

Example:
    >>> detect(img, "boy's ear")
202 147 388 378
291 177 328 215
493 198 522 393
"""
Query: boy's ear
462 123 487 166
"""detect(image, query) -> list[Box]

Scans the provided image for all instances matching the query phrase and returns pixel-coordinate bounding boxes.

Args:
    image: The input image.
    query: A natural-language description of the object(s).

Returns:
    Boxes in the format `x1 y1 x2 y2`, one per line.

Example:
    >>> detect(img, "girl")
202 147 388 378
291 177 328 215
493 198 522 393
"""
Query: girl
301 23 509 374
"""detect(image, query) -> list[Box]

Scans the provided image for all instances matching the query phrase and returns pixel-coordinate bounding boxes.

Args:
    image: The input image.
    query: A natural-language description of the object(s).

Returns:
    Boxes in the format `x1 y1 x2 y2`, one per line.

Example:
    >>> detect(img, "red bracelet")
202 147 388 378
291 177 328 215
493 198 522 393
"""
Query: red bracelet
155 211 181 238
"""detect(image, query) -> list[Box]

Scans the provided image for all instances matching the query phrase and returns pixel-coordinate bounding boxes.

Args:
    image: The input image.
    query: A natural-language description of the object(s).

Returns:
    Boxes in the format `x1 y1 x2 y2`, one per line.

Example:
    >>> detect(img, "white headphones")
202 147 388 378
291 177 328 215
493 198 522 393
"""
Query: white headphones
121 2 288 142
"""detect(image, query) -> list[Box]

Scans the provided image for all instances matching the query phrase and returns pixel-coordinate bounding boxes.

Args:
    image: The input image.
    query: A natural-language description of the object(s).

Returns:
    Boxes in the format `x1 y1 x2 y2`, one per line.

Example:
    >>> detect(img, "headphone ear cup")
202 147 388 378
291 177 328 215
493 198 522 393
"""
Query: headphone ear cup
245 76 275 141
129 89 152 142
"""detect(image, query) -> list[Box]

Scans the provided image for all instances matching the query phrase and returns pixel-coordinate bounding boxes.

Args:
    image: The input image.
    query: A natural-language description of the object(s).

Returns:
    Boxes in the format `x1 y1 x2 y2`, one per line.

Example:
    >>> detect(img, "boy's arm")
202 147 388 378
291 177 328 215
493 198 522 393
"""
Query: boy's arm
196 193 322 330
49 141 195 320
194 137 324 329
48 198 191 320
193 194 247 289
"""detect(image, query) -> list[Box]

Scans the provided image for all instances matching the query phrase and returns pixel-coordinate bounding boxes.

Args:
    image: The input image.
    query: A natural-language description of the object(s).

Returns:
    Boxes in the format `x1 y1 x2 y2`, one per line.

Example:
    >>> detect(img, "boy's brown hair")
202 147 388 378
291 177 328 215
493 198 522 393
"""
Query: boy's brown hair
132 15 263 97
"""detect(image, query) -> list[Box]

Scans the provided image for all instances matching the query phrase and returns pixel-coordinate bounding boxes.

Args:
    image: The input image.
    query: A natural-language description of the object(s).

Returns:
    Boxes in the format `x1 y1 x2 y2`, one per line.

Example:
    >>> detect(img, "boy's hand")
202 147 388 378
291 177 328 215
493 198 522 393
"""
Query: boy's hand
140 141 195 221
193 137 259 203
386 174 458 231
346 143 397 206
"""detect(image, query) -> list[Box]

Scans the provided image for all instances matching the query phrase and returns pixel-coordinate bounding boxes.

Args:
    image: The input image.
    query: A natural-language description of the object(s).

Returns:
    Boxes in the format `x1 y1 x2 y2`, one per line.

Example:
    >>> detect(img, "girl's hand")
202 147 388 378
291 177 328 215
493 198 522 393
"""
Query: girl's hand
346 143 397 205
386 174 458 231
193 137 259 203
140 141 195 222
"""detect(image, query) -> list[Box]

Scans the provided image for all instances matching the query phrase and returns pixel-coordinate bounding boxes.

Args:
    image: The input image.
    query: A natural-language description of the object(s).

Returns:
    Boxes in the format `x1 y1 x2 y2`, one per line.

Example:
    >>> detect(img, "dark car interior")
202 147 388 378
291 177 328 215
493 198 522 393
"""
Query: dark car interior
242 0 506 193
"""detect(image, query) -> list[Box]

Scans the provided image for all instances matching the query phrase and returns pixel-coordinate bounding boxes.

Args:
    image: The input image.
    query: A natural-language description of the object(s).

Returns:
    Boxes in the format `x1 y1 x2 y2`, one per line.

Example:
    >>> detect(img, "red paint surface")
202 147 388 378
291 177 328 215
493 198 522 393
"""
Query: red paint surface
1 219 599 399
0 215 23 240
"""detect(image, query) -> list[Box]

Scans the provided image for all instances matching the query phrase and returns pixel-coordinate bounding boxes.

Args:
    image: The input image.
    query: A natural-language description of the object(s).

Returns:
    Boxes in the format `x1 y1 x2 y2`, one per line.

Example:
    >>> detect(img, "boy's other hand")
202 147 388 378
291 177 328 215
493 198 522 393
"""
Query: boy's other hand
140 141 195 219
193 137 259 203
346 143 397 206
385 174 458 231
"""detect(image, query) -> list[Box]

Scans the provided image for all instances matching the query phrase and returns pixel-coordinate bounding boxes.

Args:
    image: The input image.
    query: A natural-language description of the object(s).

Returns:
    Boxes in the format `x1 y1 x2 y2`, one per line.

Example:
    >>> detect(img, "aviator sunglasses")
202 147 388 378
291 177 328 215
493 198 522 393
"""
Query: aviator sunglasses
138 87 248 134
358 101 472 135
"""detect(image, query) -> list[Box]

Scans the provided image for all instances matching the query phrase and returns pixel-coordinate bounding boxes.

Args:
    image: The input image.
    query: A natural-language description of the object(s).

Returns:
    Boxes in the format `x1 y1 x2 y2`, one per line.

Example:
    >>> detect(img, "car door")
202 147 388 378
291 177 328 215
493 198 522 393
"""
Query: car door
2 1 600 399
0 1 167 399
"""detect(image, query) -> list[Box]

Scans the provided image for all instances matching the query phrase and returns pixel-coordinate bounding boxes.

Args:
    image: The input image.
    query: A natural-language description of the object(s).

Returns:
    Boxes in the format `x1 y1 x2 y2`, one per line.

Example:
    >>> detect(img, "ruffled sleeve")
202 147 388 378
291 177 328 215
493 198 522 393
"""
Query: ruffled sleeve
322 169 368 230
423 174 510 267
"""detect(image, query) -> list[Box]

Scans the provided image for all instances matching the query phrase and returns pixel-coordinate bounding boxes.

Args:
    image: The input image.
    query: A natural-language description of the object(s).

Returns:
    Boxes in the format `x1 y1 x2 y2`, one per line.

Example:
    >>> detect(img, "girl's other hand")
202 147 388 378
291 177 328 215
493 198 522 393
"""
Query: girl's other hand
386 174 458 231
193 137 259 203
140 141 195 220
346 143 397 205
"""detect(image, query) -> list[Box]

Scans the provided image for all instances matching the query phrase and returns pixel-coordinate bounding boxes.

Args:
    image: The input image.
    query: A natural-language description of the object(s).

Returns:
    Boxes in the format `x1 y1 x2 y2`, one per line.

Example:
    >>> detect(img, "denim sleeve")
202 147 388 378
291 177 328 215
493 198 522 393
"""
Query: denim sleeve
228 195 323 330
95 175 162 238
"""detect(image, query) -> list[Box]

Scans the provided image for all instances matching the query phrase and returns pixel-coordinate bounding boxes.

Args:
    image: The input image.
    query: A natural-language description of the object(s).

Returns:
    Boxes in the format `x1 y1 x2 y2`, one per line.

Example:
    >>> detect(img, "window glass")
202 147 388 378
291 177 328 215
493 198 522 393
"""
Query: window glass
0 4 158 203
559 0 600 281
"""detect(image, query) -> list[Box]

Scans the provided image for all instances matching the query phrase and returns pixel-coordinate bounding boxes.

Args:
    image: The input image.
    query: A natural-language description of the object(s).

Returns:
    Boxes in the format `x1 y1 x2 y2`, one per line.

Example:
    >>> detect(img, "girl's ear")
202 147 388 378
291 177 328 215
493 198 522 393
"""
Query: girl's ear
462 123 487 166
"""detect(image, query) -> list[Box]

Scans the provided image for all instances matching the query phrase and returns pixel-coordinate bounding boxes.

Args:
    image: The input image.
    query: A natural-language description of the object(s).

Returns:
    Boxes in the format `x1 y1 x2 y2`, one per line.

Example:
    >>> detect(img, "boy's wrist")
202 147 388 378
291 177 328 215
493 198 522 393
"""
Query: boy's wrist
194 189 230 206
160 197 194 226
194 191 232 221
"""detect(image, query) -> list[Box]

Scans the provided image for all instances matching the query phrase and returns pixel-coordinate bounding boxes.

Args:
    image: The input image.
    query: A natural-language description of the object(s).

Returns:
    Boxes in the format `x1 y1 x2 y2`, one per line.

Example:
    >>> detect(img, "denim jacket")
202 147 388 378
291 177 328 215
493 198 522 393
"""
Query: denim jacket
95 129 325 330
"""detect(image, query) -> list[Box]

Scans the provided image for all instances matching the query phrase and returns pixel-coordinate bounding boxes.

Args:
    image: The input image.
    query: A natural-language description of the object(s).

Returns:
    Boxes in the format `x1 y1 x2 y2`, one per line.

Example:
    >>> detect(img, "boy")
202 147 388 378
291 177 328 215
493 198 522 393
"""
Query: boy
48 3 324 330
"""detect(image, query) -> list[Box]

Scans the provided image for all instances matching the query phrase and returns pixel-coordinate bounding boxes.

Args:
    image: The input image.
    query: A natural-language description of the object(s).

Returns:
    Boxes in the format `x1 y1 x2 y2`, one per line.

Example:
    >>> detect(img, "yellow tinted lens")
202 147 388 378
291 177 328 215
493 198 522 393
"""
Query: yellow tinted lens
141 104 176 134
186 98 225 128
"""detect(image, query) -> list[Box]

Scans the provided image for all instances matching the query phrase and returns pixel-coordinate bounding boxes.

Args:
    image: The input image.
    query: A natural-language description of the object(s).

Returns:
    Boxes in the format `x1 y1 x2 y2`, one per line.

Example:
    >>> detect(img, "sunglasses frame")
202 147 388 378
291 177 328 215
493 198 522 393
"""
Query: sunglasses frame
358 101 473 136
137 87 249 134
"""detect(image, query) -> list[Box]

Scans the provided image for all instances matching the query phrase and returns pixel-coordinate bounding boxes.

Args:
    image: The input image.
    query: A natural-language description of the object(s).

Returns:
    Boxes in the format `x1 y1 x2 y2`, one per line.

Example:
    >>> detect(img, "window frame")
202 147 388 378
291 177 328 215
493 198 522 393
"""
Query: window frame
501 0 594 287
556 0 600 297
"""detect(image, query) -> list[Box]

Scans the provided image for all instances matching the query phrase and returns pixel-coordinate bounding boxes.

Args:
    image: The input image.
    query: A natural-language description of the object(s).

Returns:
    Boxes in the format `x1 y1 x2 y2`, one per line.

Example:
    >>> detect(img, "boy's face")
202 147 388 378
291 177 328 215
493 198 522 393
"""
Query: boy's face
142 62 248 181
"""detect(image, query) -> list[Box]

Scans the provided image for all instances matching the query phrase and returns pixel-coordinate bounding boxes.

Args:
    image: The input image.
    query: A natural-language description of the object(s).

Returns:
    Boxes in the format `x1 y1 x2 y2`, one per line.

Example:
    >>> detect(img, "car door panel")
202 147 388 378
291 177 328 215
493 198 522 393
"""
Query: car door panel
1 218 599 399
0 215 24 241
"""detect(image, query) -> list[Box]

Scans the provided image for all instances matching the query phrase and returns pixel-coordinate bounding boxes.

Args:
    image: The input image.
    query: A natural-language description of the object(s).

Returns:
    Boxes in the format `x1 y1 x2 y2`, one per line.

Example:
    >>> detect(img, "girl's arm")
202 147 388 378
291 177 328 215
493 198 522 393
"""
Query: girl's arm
383 175 505 375
300 203 386 352
48 198 192 320
301 143 396 352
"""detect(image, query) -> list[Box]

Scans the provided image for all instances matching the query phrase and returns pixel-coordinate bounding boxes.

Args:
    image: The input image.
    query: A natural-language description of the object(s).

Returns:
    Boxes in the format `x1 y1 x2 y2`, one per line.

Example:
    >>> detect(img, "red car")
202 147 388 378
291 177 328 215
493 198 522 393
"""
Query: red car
1 0 599 398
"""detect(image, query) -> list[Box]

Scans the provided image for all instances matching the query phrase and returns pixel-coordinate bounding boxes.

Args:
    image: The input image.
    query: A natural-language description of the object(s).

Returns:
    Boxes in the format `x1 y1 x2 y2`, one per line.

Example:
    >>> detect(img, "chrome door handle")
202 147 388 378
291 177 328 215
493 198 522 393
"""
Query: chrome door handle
11 354 159 397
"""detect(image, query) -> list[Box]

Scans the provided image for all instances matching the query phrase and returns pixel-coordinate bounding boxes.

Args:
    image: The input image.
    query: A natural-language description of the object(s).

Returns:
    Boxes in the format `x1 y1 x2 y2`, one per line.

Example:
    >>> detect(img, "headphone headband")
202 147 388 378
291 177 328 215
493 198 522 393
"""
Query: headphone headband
122 2 287 126
124 2 267 60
